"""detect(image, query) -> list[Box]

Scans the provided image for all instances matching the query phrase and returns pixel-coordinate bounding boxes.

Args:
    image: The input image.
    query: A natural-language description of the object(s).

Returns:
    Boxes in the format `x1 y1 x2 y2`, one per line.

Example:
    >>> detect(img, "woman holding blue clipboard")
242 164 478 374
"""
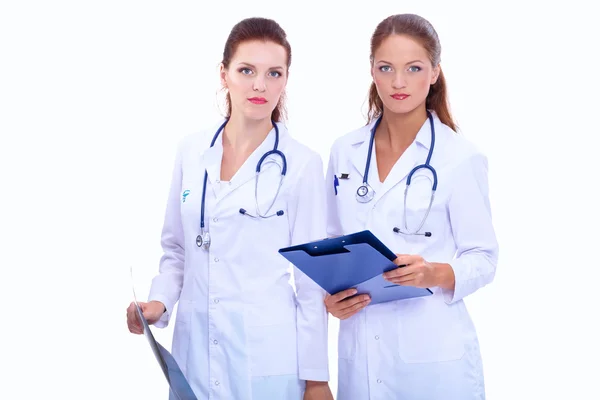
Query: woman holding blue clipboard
324 14 499 400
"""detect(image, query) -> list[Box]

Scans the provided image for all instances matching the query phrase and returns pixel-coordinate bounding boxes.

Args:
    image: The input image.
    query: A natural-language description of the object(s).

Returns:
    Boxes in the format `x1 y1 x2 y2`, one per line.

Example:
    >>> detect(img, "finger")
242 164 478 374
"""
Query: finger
127 307 143 328
127 317 142 333
130 327 143 334
387 276 427 288
393 254 421 267
337 309 357 320
329 296 366 317
126 302 138 315
338 301 370 320
337 295 371 313
339 297 371 316
127 302 143 320
393 253 410 266
331 288 359 304
384 264 419 279
387 276 417 285
127 315 141 332
329 294 367 312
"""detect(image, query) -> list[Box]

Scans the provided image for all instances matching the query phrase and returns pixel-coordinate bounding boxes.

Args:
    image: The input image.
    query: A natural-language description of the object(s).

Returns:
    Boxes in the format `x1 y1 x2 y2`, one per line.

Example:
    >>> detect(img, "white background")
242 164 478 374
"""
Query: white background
1 1 599 399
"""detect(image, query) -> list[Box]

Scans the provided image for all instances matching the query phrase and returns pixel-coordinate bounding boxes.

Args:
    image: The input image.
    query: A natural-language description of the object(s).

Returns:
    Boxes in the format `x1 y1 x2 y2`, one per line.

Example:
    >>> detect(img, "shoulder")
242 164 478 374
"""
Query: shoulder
279 123 325 174
436 120 488 169
175 119 227 156
329 122 373 157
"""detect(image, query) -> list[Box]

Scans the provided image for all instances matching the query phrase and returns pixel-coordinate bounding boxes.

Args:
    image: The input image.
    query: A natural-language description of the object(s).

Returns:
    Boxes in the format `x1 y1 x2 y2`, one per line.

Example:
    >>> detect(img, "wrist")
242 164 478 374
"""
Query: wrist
432 262 455 290
305 380 328 388
149 300 166 313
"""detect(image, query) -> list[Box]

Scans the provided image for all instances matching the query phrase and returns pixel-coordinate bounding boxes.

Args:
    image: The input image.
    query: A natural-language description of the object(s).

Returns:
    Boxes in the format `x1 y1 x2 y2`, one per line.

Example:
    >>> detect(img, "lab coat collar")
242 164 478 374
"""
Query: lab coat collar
349 112 438 147
348 112 438 204
201 119 287 202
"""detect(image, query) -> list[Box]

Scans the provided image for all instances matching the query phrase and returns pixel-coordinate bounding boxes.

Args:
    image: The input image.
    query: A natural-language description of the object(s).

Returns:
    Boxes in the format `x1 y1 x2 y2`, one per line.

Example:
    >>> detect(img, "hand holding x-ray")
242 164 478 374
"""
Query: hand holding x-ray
126 299 164 335
128 267 197 400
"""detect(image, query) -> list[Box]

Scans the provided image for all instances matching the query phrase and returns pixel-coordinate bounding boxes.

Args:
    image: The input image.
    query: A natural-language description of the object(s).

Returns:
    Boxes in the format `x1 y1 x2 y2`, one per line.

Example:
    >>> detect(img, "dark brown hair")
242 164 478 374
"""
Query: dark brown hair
221 17 291 122
367 14 457 131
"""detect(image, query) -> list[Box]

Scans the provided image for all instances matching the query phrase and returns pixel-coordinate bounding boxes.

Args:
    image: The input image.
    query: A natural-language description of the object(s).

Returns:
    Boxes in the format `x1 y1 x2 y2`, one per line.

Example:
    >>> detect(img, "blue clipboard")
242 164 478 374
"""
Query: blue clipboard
279 230 432 305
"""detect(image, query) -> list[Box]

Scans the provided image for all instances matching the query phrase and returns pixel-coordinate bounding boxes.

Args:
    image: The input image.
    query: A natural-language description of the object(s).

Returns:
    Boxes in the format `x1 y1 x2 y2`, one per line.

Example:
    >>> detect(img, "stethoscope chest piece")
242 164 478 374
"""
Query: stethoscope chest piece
356 183 375 203
196 232 211 250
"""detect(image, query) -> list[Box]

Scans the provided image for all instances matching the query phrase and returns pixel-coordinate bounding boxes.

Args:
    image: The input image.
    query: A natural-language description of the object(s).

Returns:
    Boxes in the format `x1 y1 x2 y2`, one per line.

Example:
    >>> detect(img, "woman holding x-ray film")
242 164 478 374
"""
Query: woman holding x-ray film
126 17 332 400
324 14 499 399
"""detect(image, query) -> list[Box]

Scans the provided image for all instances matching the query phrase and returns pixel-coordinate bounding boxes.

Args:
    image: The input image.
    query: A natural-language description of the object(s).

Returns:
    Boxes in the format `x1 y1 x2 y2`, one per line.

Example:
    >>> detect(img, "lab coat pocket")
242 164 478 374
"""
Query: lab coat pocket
337 316 358 360
171 300 193 375
397 295 465 363
247 323 298 377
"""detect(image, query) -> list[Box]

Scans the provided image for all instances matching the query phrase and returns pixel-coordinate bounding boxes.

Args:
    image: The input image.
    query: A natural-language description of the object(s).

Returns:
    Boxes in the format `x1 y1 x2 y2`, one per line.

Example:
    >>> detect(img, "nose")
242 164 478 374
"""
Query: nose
253 76 266 92
392 72 407 89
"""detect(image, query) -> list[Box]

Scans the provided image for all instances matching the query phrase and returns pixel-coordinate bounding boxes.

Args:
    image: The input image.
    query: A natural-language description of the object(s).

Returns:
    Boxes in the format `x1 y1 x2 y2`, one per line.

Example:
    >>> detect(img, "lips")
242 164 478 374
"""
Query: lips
391 94 410 100
248 97 267 104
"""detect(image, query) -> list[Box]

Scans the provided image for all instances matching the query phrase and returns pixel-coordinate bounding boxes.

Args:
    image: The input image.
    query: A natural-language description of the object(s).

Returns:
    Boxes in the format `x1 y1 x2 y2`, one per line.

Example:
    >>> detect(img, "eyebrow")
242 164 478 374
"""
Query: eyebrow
376 59 425 65
237 62 285 70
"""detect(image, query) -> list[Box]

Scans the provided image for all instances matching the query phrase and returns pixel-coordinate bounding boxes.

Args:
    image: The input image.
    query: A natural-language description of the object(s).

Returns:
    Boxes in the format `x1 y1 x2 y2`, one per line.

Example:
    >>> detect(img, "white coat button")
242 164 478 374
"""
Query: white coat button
214 258 219 262
215 381 220 386
213 217 218 222
377 379 382 384
213 339 218 344
375 335 380 340
213 299 219 304
216 180 220 184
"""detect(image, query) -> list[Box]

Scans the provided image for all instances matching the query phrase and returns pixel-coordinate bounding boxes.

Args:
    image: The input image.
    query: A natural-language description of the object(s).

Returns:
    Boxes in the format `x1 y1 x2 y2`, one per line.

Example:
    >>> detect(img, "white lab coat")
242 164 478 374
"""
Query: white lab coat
326 112 499 400
148 120 330 399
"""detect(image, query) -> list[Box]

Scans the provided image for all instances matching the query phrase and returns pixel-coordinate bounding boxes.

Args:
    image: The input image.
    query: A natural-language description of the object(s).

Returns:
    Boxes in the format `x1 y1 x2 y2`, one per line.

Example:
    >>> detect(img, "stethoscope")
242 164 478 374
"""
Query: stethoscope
356 110 438 237
196 119 287 250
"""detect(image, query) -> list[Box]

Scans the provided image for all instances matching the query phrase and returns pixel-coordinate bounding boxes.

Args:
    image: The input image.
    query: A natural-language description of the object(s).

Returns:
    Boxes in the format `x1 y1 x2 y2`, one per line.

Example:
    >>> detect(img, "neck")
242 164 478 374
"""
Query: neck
377 106 428 152
223 113 273 153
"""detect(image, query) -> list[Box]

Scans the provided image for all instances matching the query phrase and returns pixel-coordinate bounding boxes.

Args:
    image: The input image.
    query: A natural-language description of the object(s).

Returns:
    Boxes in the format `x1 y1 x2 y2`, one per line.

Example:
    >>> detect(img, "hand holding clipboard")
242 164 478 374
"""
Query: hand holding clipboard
279 230 433 316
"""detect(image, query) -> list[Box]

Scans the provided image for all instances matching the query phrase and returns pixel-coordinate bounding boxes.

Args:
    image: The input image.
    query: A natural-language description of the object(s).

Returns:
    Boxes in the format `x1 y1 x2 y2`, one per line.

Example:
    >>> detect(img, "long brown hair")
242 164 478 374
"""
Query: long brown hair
367 14 457 131
221 17 291 122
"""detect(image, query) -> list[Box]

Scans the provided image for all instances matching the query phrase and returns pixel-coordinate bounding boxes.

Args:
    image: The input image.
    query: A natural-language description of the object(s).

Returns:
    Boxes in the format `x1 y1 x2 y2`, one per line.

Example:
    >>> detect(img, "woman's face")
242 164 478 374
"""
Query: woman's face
221 40 288 121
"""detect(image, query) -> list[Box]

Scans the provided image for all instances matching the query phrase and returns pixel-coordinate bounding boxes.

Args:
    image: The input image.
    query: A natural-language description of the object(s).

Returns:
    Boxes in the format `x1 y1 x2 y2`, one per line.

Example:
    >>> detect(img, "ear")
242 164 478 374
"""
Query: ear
431 64 441 85
219 63 228 88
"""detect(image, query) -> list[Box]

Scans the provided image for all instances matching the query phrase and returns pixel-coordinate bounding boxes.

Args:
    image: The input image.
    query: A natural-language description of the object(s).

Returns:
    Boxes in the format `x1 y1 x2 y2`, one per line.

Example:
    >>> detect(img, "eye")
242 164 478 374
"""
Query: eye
408 65 422 72
379 65 392 72
239 67 253 75
268 70 282 78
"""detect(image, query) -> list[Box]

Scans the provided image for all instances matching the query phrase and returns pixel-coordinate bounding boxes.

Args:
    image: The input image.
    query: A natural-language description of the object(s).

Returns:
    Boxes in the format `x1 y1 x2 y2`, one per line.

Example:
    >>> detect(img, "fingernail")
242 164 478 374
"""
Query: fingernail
352 289 358 295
